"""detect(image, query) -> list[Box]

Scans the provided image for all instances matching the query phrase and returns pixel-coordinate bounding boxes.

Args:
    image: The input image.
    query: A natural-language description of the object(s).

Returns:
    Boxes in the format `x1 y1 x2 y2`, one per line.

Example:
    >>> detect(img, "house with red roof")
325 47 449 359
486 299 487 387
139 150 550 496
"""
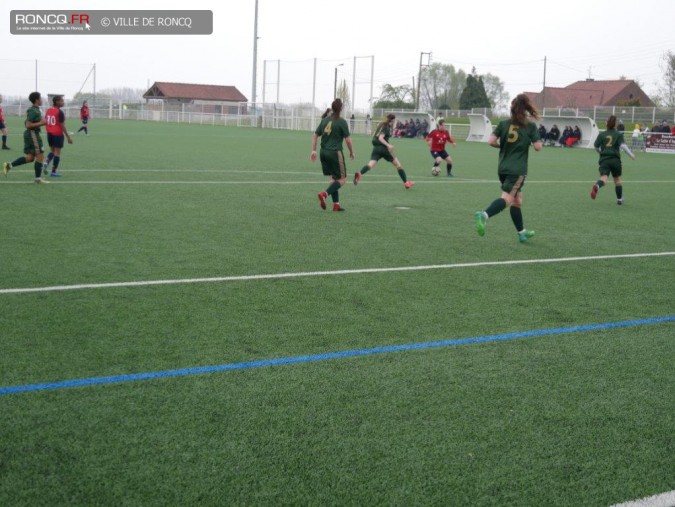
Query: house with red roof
525 79 654 109
143 82 248 114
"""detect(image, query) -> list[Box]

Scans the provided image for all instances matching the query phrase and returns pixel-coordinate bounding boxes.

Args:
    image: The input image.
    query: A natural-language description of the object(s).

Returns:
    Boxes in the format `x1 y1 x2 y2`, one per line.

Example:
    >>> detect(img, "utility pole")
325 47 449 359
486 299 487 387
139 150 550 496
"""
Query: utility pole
542 56 547 113
251 0 259 105
416 52 431 111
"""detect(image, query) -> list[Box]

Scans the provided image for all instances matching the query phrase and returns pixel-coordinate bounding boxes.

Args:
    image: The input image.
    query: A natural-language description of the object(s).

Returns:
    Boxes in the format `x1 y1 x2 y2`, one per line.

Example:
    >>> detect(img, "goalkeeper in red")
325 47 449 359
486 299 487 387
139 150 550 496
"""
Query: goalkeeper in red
474 94 542 242
590 115 635 205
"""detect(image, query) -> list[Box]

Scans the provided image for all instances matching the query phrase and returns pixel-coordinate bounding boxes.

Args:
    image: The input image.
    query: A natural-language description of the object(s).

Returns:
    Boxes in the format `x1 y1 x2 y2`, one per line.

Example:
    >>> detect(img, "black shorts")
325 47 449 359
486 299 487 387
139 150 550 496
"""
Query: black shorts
370 145 394 163
499 173 526 195
320 149 347 180
0 121 5 129
599 159 622 178
47 133 64 149
81 118 89 125
431 150 449 160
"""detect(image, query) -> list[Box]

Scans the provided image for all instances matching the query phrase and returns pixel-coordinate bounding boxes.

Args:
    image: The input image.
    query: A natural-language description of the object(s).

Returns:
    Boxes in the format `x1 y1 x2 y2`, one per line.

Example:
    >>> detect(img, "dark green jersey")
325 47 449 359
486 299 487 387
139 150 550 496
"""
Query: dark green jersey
594 129 625 164
372 123 391 146
493 120 540 176
315 116 350 151
25 106 42 132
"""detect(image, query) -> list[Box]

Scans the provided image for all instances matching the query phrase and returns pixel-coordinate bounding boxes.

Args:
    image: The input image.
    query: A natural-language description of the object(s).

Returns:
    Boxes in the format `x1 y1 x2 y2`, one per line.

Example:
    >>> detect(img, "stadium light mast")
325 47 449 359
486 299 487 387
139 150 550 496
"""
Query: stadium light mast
251 0 259 106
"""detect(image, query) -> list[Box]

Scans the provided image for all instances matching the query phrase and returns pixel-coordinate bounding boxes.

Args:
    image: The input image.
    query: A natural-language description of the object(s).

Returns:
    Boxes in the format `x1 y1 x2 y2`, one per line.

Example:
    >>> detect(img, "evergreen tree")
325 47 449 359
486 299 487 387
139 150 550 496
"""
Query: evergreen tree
459 68 491 109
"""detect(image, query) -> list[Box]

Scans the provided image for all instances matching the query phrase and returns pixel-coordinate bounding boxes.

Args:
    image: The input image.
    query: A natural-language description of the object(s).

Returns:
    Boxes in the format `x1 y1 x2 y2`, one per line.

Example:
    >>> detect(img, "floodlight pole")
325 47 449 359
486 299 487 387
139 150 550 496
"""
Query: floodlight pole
333 63 343 99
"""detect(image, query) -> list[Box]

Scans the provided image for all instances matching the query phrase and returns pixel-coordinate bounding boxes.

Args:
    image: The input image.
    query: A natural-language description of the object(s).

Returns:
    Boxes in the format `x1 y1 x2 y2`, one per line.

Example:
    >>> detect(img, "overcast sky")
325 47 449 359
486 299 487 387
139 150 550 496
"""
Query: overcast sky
2 0 674 111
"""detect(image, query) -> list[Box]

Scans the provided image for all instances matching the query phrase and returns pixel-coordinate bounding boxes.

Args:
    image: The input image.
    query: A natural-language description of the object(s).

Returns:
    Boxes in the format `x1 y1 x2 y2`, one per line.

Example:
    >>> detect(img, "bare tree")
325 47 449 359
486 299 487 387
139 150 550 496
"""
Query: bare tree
336 80 351 112
654 51 675 107
420 63 467 110
482 73 510 111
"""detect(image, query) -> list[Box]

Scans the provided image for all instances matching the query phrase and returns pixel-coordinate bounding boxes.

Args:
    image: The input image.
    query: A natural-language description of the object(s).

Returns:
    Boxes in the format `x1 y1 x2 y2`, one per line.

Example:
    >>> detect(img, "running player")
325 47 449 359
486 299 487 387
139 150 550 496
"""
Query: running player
426 119 457 177
474 94 542 242
353 113 414 189
43 95 73 177
3 91 48 183
77 100 90 135
590 115 635 205
311 98 355 212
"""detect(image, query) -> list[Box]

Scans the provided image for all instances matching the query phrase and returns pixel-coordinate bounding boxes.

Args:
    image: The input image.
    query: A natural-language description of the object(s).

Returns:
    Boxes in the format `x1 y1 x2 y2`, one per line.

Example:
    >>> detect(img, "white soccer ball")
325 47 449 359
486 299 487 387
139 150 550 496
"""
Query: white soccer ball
431 167 440 176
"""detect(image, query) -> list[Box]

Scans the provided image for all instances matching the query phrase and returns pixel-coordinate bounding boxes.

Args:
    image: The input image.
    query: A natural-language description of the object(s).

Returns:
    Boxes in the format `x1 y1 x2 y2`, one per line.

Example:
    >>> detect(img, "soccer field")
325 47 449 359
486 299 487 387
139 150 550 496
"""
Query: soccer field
1 119 673 506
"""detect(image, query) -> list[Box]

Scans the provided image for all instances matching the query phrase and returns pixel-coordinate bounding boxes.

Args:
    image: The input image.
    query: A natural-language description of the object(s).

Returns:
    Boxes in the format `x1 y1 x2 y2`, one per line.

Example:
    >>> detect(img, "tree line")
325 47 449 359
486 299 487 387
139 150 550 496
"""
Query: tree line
374 64 508 111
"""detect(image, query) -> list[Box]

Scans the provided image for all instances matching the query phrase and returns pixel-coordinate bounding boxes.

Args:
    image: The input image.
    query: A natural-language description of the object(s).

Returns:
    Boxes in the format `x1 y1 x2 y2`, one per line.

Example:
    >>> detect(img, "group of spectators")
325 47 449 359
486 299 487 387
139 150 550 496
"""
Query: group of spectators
648 120 674 134
539 124 582 147
629 120 674 151
393 118 430 138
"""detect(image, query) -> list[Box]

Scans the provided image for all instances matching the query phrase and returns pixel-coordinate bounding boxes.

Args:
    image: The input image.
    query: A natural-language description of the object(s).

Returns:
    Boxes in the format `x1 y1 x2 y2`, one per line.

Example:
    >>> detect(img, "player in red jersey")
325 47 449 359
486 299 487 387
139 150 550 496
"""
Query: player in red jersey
425 119 457 177
0 94 9 150
77 100 90 135
43 95 73 177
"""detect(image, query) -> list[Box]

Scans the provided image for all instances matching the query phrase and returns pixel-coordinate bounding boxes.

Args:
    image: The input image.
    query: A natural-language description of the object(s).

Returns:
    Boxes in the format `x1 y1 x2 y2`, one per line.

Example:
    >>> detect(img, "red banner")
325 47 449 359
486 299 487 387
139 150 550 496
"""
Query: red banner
646 133 675 154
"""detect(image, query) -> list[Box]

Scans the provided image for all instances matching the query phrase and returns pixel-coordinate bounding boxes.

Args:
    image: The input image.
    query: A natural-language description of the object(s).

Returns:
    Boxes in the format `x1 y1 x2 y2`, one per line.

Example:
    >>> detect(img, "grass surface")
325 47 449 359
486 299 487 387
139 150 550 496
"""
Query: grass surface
1 118 673 506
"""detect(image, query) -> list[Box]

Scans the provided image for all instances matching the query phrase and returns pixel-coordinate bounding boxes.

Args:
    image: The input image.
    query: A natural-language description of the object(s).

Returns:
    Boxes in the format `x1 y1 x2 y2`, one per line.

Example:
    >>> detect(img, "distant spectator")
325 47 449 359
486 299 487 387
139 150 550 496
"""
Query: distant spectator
350 113 355 132
617 119 625 132
547 124 560 145
365 114 371 133
559 126 572 147
538 124 547 143
406 120 417 138
566 125 581 147
420 119 429 137
631 124 641 150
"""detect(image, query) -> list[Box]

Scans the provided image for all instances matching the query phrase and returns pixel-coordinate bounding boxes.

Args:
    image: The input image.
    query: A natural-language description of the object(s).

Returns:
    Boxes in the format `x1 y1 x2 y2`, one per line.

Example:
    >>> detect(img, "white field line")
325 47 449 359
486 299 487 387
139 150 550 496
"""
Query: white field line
1 252 673 295
609 490 675 507
2 179 674 185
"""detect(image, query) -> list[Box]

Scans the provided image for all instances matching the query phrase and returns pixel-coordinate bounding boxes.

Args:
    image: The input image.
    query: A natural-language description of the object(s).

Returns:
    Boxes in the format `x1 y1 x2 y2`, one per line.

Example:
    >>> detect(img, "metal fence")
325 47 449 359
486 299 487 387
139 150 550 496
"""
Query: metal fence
2 97 674 134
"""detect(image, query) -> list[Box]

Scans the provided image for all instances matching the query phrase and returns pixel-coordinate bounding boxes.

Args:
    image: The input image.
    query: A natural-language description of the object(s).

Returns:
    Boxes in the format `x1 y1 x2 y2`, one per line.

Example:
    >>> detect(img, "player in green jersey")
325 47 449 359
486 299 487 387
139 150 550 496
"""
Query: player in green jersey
2 91 48 183
311 98 355 212
474 94 542 242
353 113 414 189
590 115 636 205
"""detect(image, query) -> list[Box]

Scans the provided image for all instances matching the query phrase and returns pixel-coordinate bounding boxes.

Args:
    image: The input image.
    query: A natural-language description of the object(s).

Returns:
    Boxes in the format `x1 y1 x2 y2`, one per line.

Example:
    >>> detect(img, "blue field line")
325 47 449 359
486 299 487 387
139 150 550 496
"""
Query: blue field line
1 316 673 396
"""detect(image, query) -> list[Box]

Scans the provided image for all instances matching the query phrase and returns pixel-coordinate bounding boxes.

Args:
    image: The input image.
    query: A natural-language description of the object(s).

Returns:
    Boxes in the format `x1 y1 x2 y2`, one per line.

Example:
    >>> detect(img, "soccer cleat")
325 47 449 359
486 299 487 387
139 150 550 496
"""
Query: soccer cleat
590 184 599 200
518 230 535 243
353 171 362 185
617 198 624 205
35 177 49 184
404 181 415 189
2 162 10 176
1 145 9 150
332 203 345 212
49 172 62 177
317 191 327 210
447 172 454 177
475 211 487 237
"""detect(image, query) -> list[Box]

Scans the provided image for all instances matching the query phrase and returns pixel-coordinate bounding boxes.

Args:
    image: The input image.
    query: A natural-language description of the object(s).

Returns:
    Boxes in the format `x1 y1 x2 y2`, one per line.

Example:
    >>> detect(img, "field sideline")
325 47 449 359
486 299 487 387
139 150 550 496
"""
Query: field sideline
1 119 673 506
